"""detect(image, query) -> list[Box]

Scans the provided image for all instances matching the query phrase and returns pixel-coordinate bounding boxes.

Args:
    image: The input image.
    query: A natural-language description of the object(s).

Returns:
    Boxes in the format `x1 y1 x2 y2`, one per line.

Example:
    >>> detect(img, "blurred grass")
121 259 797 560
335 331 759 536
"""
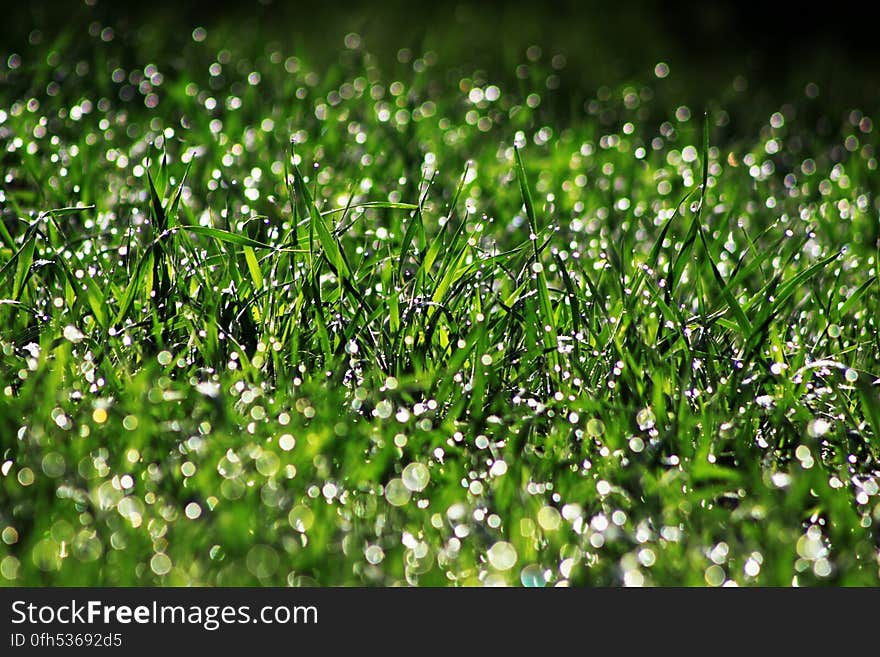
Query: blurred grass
1 1 879 587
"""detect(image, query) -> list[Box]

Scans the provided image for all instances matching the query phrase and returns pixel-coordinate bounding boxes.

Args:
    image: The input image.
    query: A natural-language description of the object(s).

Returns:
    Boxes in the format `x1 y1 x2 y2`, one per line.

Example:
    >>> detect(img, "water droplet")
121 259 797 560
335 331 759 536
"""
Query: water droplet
520 564 546 587
628 436 645 452
32 538 62 572
489 460 508 477
256 451 280 477
807 418 831 438
375 400 393 419
150 552 172 575
0 556 20 580
385 479 411 506
586 418 605 437
537 506 561 531
41 452 65 478
636 408 655 430
196 381 220 398
17 468 34 486
63 325 85 343
402 463 430 492
288 505 315 532
704 564 725 586
365 545 385 565
487 541 517 571
2 527 19 545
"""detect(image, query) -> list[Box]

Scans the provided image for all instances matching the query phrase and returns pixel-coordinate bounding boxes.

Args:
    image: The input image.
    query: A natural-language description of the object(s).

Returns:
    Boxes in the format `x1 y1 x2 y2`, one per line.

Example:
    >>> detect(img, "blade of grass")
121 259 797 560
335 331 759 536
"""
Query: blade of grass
513 146 559 374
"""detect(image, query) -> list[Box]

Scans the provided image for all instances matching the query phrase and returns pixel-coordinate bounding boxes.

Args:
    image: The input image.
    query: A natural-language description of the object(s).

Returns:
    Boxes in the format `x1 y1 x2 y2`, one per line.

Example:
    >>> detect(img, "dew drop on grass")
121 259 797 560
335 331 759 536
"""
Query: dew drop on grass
402 463 430 492
0 556 19 580
17 468 34 486
586 418 605 437
638 548 656 567
279 434 295 451
365 545 385 565
487 541 517 571
771 472 792 488
562 504 582 521
150 552 172 575
255 451 280 477
704 564 725 586
537 506 561 531
246 545 280 579
375 399 393 419
217 454 242 479
2 527 19 544
628 436 645 452
636 408 655 430
520 564 546 587
288 505 314 532
322 482 338 500
157 350 172 366
813 559 832 578
185 502 202 519
63 325 86 343
489 460 507 477
807 418 831 438
385 478 411 506
844 368 858 383
52 410 70 430
72 530 102 562
41 452 65 478
195 381 220 398
32 538 62 572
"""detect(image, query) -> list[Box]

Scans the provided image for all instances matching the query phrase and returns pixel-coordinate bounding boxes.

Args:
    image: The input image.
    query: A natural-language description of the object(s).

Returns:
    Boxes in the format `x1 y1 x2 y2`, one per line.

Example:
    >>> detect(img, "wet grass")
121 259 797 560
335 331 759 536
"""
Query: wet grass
1 9 880 586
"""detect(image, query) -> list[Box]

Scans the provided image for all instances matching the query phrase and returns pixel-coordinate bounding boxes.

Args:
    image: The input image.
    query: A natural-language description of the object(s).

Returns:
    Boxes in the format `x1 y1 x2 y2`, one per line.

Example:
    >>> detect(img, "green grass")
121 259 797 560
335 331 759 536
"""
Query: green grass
1 9 880 587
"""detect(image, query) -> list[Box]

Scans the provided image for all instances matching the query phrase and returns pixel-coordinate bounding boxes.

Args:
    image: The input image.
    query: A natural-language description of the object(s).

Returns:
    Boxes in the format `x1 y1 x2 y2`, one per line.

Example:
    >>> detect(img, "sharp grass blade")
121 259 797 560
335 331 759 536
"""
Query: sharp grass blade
291 162 350 279
513 146 559 372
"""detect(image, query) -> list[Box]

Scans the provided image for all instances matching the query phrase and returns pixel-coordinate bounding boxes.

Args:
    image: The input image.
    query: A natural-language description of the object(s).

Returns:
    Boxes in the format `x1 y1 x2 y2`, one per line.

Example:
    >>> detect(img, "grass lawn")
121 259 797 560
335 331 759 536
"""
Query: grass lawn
1 2 879 586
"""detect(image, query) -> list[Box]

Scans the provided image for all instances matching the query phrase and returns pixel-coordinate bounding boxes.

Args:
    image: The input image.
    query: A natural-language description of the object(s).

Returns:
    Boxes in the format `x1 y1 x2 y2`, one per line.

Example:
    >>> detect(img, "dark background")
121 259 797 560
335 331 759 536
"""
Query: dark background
1 0 878 138
3 1 878 88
